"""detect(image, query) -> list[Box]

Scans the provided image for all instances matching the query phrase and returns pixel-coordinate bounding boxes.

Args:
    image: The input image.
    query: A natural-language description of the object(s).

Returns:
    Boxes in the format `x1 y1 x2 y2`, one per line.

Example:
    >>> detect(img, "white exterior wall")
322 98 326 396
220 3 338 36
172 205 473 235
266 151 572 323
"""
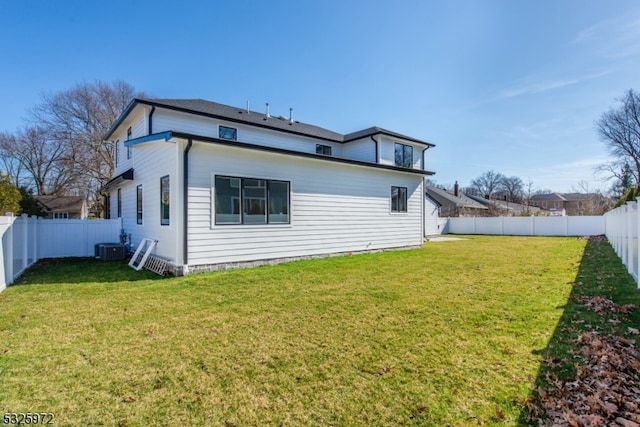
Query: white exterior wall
424 196 441 236
113 110 146 176
151 109 345 158
343 137 376 162
185 142 423 266
119 140 182 263
377 135 424 169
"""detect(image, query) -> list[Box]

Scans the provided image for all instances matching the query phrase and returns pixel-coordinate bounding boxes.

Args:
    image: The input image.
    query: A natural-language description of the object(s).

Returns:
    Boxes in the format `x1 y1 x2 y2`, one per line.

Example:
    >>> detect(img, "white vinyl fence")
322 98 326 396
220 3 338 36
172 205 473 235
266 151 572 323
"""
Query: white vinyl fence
447 215 606 236
604 201 640 285
0 214 122 291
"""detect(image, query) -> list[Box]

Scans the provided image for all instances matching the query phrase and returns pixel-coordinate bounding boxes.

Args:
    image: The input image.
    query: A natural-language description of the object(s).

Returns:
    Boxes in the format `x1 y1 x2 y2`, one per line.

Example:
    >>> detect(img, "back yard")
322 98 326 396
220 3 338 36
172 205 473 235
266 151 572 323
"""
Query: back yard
0 236 638 426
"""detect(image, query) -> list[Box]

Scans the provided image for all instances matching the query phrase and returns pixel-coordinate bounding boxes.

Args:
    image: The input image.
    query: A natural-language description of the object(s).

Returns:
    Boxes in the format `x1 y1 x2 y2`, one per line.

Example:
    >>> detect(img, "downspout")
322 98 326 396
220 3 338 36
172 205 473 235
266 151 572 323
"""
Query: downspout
370 136 379 163
183 139 193 271
148 106 155 135
421 147 429 240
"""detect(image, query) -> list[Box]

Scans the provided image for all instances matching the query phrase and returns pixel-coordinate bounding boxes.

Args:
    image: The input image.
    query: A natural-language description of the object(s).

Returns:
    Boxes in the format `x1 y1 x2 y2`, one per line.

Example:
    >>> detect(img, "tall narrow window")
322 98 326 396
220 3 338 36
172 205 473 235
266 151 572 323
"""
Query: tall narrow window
115 140 120 167
391 186 408 213
136 185 143 224
117 188 122 218
126 127 132 159
215 176 241 224
105 193 111 219
243 178 267 224
160 175 170 225
268 180 290 224
394 143 413 168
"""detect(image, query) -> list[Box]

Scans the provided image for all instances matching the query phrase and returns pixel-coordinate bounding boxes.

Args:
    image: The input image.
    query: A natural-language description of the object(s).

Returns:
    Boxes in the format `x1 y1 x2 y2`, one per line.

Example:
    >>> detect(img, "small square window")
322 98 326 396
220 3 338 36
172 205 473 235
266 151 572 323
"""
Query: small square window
219 126 237 141
316 144 332 156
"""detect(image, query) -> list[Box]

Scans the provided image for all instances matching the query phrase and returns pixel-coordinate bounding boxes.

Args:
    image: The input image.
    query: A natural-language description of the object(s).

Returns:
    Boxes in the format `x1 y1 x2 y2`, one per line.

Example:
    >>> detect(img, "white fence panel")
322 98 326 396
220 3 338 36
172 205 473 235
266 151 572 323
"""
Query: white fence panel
605 202 640 285
37 219 121 258
0 215 122 291
448 215 605 237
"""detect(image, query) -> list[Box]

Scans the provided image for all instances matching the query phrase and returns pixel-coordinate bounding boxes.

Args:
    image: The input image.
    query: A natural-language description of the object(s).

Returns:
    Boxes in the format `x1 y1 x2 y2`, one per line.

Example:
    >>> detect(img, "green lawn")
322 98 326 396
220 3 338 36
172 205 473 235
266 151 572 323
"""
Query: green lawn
0 236 637 426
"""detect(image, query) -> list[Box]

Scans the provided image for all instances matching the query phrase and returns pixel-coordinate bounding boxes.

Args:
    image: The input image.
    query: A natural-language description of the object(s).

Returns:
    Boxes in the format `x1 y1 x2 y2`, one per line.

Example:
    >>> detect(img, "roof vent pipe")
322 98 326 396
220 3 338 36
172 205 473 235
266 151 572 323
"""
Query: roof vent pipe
266 102 270 118
454 181 459 197
247 100 250 113
289 108 293 123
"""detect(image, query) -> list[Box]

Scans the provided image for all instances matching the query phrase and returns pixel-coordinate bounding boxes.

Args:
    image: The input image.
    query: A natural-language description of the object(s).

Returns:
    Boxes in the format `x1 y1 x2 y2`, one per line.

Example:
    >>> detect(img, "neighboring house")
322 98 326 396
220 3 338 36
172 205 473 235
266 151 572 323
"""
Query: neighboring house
466 194 542 216
36 196 88 219
529 193 611 216
102 98 435 275
425 184 488 217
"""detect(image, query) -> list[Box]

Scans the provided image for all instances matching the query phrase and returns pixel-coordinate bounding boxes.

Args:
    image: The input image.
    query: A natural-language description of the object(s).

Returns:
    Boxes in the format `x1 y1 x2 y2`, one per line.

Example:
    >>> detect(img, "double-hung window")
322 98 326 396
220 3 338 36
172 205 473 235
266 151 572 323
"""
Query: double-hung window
391 186 408 213
215 175 289 225
394 143 413 168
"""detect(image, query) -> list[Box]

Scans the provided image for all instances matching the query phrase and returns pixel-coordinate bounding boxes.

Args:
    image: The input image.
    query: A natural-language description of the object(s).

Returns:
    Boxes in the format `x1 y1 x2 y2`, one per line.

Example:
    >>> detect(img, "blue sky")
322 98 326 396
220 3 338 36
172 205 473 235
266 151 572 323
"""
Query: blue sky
1 0 639 193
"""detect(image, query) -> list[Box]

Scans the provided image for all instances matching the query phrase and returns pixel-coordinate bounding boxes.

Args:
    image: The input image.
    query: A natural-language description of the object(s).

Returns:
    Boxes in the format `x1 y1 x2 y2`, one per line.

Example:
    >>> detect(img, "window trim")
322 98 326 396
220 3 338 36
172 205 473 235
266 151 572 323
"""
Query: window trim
315 144 332 156
160 175 170 226
214 174 290 226
126 127 132 159
136 184 143 225
394 143 413 169
390 185 408 213
219 125 238 141
117 188 122 218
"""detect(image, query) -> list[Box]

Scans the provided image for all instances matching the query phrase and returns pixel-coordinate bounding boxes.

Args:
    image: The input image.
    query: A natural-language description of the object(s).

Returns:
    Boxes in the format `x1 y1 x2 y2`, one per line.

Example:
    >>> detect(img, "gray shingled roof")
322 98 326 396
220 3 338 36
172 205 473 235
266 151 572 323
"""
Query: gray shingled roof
106 98 434 147
426 186 488 209
148 98 345 142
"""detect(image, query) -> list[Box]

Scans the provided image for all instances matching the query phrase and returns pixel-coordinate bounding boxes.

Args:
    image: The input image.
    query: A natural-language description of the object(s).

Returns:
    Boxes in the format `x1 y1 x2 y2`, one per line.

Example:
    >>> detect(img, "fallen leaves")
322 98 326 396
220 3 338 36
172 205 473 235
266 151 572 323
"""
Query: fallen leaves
527 332 640 425
573 295 636 314
526 287 640 427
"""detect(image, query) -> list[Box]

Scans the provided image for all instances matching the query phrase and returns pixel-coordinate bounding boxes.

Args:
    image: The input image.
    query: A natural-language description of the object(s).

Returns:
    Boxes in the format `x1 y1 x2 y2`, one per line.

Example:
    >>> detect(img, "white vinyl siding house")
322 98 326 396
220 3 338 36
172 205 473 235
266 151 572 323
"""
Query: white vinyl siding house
103 98 435 275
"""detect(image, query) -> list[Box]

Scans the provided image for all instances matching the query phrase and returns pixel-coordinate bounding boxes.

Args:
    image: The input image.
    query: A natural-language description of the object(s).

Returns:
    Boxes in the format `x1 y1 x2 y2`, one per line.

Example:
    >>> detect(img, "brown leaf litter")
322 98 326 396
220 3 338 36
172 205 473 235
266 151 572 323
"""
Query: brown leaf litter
525 295 640 425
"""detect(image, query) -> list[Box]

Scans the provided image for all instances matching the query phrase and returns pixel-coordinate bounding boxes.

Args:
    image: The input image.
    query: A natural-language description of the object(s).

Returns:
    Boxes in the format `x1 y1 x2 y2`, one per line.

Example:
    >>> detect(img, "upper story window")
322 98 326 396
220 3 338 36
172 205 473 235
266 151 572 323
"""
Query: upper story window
394 143 413 168
316 144 332 156
115 140 120 167
54 212 69 219
127 127 132 159
219 126 237 141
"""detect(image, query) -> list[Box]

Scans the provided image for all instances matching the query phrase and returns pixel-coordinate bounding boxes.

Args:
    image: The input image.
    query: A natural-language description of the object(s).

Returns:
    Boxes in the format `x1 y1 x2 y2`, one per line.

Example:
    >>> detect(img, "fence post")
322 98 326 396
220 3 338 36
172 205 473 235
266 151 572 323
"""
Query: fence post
5 213 14 285
21 214 28 272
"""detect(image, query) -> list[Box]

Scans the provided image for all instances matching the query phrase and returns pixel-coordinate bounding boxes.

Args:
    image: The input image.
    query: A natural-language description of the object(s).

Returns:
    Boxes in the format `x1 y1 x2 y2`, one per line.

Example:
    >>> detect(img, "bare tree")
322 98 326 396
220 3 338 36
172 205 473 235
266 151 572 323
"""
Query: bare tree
596 89 640 184
470 170 505 198
500 175 524 202
0 126 80 195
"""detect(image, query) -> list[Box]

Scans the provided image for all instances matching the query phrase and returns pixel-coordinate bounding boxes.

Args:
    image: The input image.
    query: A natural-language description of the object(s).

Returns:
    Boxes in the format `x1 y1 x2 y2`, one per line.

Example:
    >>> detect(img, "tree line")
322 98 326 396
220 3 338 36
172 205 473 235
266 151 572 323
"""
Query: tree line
0 80 145 217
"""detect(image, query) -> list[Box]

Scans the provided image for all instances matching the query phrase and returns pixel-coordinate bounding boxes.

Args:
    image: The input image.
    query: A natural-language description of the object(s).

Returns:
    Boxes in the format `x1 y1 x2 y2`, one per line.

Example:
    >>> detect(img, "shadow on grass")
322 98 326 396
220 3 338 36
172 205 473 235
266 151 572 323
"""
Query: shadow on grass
518 237 640 425
12 257 167 285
